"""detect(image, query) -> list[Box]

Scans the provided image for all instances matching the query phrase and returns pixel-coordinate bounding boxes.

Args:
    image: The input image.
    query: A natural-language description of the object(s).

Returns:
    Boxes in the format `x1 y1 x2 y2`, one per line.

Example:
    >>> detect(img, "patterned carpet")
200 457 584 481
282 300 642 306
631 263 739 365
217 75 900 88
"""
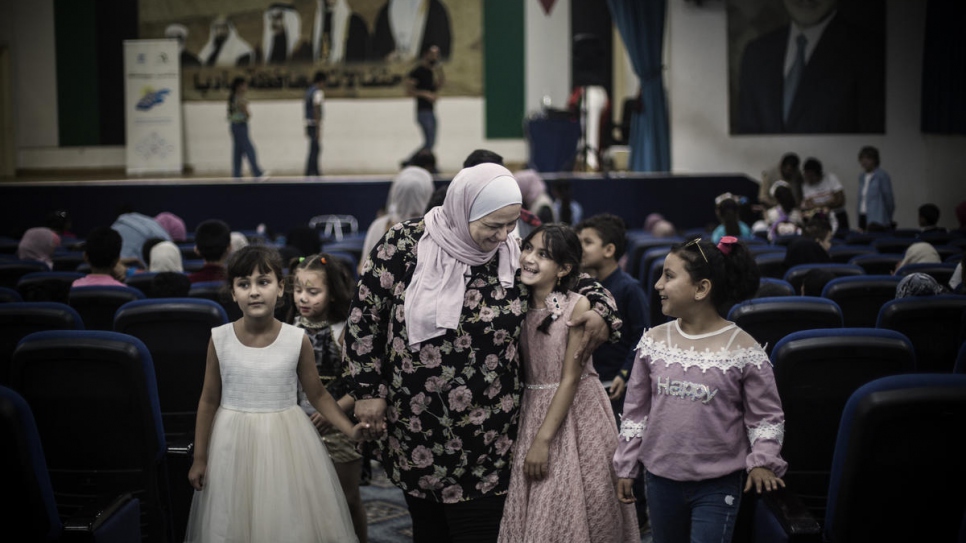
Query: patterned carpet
361 462 413 543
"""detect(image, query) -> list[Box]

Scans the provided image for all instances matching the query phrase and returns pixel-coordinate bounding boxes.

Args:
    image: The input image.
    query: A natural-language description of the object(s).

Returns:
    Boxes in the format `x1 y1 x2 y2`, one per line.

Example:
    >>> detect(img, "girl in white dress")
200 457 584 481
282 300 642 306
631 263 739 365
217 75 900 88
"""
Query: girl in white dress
185 245 367 543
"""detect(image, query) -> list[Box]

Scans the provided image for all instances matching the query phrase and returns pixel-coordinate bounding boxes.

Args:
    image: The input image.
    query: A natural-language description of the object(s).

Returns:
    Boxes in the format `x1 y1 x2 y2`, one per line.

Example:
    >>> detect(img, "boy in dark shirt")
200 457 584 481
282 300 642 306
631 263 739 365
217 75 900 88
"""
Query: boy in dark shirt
188 219 231 284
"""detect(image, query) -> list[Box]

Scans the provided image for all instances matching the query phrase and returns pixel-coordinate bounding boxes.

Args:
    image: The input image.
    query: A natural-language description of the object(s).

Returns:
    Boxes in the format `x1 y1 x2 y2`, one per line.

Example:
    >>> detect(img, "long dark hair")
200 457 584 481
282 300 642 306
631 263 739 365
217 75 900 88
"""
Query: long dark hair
520 224 583 334
717 198 741 238
285 253 353 324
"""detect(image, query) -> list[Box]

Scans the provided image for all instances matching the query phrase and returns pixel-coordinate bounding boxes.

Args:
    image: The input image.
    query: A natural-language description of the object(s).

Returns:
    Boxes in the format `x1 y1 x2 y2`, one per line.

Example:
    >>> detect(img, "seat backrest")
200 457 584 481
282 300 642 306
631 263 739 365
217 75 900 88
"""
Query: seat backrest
783 263 865 293
955 341 966 374
114 298 227 438
0 261 50 289
827 245 875 264
189 280 242 321
871 237 915 254
894 262 957 286
636 245 672 286
824 374 966 542
0 286 23 303
50 253 85 273
10 330 170 542
769 329 916 520
848 253 903 275
16 271 85 304
877 295 966 372
0 385 62 541
68 286 146 331
821 274 901 328
0 302 84 387
756 277 796 298
755 252 788 279
727 296 843 356
626 236 683 280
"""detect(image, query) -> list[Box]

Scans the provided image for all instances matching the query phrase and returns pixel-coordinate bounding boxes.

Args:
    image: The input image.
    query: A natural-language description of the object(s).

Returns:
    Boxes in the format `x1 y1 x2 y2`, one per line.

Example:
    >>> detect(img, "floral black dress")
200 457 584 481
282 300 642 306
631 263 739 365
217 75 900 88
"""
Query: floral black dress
344 218 621 503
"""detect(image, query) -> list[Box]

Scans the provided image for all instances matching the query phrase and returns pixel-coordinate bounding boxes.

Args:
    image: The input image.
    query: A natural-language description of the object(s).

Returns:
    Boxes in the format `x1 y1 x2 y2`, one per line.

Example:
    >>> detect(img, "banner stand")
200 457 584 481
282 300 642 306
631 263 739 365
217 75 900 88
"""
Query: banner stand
124 39 183 176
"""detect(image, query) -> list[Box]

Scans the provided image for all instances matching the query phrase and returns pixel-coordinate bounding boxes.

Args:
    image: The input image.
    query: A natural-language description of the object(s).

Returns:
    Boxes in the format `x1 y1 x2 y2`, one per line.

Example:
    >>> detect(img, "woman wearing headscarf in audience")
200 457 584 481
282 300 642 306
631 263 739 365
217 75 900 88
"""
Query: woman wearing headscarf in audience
154 212 187 242
894 241 940 274
359 166 435 274
17 227 61 269
345 163 621 541
229 232 249 255
895 272 948 298
148 241 184 273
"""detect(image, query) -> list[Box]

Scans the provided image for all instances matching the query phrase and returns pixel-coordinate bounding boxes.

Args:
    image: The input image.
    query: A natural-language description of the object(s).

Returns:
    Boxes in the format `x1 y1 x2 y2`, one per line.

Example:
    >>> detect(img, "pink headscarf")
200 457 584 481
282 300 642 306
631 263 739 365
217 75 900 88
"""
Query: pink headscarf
154 212 187 242
404 163 522 346
17 227 61 268
513 169 547 209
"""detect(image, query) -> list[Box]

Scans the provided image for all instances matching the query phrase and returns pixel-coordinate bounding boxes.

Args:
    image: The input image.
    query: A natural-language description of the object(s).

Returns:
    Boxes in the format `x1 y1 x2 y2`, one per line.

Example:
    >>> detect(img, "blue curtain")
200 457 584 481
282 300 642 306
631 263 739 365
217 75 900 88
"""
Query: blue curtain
606 0 670 172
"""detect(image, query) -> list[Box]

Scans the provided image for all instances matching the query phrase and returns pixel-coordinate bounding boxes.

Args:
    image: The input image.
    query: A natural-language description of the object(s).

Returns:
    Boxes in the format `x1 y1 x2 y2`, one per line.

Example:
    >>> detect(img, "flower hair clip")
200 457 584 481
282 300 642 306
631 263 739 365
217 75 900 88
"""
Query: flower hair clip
717 236 738 256
545 292 564 320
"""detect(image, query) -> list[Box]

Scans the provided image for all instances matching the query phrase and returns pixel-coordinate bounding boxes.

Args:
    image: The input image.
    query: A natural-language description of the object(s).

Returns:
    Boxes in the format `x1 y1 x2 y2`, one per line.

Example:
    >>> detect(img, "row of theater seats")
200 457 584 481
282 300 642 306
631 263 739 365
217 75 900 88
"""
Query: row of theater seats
0 298 228 542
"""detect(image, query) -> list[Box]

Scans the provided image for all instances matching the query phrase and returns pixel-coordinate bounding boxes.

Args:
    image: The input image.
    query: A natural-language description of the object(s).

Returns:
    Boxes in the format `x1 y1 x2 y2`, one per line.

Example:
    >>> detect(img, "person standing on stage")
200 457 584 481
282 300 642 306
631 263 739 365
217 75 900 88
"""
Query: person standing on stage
305 71 326 177
403 45 444 167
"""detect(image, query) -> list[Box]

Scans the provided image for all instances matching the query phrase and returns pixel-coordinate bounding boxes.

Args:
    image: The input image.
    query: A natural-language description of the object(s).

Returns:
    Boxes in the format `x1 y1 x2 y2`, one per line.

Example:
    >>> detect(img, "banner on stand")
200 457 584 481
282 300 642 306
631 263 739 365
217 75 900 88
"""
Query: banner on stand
124 39 183 175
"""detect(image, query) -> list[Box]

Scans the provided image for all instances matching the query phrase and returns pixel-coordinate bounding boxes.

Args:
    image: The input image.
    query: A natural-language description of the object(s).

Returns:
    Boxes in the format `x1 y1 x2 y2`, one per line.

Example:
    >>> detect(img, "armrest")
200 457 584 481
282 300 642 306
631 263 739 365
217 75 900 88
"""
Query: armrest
760 486 822 539
166 437 194 457
62 492 141 542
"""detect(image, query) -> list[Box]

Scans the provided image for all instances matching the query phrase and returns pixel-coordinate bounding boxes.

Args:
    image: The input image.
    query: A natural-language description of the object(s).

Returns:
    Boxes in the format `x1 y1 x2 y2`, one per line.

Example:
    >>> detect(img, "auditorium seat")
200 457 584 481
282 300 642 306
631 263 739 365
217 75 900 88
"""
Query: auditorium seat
0 286 22 303
189 280 242 321
769 329 915 521
827 245 875 264
125 272 160 298
821 275 901 328
0 385 142 543
756 277 795 298
326 251 359 279
934 244 963 262
16 271 85 303
822 374 966 542
0 302 84 386
871 237 915 254
843 231 885 245
894 262 957 286
50 252 86 272
0 260 50 289
10 330 173 542
955 341 966 374
68 285 145 331
636 245 672 286
727 296 843 356
754 252 787 279
877 295 966 372
114 298 227 542
782 263 864 293
626 236 683 280
848 253 903 275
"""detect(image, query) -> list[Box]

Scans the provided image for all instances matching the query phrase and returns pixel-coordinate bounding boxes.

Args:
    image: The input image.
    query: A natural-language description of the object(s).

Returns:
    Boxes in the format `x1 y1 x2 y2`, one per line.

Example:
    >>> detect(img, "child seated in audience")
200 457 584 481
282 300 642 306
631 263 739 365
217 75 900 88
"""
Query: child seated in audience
918 203 945 234
149 271 191 298
800 268 836 296
753 182 803 241
188 219 231 284
711 194 753 243
16 227 61 269
72 226 126 287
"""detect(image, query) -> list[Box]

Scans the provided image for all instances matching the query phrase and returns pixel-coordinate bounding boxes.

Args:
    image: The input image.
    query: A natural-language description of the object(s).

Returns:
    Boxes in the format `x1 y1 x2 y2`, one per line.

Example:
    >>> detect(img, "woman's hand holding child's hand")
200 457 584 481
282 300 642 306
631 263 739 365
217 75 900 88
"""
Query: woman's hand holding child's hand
745 467 785 494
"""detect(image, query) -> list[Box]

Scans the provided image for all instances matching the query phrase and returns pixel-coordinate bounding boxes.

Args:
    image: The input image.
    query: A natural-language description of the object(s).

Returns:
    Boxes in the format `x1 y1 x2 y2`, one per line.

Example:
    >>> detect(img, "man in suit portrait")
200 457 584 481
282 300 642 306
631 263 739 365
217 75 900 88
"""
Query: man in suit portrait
734 0 885 134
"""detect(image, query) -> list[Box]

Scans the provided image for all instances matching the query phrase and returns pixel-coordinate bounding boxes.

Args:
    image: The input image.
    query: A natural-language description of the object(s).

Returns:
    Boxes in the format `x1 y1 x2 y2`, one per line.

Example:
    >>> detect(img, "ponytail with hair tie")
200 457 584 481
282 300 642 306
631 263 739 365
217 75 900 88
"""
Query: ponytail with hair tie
717 236 738 256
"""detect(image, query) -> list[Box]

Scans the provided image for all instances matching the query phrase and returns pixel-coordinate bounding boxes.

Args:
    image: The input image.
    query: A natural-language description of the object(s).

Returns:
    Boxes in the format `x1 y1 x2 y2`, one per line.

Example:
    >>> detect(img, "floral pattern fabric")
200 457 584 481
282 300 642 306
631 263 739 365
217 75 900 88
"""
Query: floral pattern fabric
344 219 621 503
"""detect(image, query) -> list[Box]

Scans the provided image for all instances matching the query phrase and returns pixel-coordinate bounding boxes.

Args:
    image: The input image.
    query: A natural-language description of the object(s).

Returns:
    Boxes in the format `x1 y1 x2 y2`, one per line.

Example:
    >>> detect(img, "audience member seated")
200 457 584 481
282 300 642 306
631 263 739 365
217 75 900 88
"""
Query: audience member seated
111 207 171 264
140 237 165 269
784 237 832 273
801 157 847 233
463 148 503 168
800 268 836 296
711 194 752 243
408 149 438 174
229 231 249 255
71 226 126 287
754 181 803 241
154 211 188 242
188 219 231 284
895 272 948 298
150 271 192 298
759 152 803 208
44 209 77 243
644 212 677 238
148 241 184 273
360 166 435 273
16 227 60 270
280 225 321 264
917 203 945 234
894 241 941 274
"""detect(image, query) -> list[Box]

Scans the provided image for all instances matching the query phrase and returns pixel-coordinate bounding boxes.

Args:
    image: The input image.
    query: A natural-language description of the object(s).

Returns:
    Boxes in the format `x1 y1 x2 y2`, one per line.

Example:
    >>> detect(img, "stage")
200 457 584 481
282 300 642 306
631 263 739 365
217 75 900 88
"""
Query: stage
0 172 759 240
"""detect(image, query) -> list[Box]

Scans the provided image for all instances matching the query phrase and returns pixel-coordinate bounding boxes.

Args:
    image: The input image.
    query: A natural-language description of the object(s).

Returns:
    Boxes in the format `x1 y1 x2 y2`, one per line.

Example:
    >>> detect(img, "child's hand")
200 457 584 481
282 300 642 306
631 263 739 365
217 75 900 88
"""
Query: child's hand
617 478 636 503
346 421 373 442
309 412 333 433
188 460 207 491
744 467 785 494
524 441 550 480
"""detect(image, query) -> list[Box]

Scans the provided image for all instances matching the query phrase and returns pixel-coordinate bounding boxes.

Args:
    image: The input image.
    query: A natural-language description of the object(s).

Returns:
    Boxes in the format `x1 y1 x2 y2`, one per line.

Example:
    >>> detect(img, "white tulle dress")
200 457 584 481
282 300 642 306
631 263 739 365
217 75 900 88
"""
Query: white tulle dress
183 322 358 543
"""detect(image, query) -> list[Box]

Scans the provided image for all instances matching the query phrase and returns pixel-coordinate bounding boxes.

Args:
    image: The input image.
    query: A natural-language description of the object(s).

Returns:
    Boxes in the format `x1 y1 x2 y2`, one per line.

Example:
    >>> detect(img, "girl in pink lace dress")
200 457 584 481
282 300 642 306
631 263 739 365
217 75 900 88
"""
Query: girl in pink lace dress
498 224 638 542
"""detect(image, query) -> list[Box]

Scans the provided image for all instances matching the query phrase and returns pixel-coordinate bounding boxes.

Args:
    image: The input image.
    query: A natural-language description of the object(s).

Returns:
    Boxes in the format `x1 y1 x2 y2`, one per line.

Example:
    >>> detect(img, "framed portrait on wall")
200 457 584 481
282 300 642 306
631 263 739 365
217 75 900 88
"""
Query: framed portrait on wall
728 0 885 135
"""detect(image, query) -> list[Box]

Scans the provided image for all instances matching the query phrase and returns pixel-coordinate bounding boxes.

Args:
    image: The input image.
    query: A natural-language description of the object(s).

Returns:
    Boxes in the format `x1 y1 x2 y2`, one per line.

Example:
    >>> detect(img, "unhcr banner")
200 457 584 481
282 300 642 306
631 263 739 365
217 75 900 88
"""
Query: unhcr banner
124 39 184 175
137 0 482 101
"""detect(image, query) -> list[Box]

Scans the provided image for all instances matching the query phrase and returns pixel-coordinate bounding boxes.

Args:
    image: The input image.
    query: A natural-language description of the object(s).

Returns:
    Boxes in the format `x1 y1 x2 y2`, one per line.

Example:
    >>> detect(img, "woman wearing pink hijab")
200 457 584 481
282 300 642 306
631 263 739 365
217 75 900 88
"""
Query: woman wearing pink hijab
154 212 187 242
17 227 61 269
345 163 621 541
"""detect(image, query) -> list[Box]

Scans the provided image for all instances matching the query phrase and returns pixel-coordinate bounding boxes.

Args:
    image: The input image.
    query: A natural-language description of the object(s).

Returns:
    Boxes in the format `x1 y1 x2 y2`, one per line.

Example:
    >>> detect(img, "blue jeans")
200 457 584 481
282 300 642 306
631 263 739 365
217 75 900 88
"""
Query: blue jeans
305 125 321 176
645 470 744 543
230 122 263 178
416 109 436 152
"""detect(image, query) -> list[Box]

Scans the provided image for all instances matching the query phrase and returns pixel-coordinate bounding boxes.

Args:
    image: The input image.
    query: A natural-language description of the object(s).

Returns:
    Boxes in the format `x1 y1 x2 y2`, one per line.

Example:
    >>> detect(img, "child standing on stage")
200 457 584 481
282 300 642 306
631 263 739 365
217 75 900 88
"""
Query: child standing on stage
185 245 365 543
614 236 787 543
498 224 638 543
288 254 368 543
